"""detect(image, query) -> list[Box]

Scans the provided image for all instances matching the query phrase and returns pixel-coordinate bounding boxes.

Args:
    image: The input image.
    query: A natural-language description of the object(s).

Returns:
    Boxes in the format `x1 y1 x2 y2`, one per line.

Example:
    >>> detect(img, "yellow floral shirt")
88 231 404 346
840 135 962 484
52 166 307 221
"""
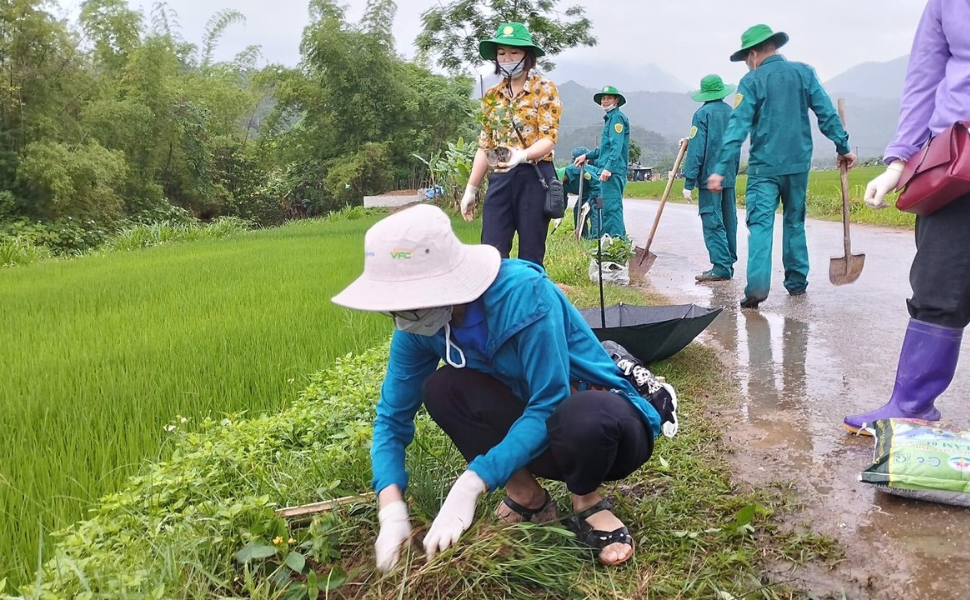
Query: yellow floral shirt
478 72 562 162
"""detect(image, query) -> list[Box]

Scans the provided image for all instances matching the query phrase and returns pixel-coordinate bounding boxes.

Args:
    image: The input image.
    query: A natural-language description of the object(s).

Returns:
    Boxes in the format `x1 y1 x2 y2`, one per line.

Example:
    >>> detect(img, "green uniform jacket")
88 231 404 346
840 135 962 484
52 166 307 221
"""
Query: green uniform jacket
563 164 601 202
683 101 737 191
586 109 630 176
714 55 851 177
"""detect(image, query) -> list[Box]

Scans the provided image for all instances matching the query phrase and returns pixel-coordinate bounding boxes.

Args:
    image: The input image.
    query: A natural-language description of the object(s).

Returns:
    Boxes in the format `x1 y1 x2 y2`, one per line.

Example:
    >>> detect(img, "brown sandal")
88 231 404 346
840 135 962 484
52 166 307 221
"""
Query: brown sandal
495 489 559 525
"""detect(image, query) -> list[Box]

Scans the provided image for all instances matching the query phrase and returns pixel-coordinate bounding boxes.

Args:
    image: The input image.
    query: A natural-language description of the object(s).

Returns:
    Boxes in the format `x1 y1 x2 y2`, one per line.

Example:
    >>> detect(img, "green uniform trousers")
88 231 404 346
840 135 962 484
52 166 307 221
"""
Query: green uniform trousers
744 173 810 301
698 187 738 278
590 174 627 238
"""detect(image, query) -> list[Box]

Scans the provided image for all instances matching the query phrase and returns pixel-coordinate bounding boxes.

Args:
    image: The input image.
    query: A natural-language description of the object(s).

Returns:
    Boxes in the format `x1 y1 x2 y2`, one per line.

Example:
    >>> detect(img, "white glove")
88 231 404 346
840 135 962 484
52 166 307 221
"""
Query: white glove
375 500 411 572
863 162 904 210
460 184 478 222
494 148 528 173
682 188 693 201
423 470 486 559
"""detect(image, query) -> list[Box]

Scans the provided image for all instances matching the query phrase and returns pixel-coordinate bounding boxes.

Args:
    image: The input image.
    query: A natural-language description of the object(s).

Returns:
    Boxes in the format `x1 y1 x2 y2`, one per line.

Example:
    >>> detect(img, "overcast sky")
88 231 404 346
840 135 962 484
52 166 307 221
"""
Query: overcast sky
57 0 926 85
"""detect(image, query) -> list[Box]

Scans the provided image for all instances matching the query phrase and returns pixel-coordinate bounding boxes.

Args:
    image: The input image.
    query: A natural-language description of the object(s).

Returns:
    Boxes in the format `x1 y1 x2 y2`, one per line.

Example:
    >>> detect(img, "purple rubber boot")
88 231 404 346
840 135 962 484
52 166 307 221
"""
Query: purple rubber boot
843 319 963 434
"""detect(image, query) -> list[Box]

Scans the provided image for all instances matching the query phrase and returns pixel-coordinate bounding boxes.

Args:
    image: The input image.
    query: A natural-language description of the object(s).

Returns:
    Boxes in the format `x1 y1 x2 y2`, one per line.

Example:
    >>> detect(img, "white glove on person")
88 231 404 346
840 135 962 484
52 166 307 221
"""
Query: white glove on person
863 162 904 210
460 183 478 222
494 148 529 173
375 500 412 572
423 470 486 559
682 188 693 201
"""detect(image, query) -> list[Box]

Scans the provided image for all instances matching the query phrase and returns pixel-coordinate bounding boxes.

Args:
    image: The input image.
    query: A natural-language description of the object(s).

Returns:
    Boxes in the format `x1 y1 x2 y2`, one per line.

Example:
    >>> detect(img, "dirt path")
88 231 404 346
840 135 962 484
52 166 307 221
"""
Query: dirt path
623 199 970 600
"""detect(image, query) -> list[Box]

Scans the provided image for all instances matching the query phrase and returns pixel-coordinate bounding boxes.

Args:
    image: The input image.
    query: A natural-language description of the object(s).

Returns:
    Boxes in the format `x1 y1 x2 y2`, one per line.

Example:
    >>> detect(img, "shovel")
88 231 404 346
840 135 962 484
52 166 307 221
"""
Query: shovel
829 98 865 286
631 137 690 279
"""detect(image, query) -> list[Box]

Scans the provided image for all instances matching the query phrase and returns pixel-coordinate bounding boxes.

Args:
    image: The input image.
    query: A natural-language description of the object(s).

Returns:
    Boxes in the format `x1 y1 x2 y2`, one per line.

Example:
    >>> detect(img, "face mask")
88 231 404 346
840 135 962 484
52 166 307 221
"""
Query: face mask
602 103 616 112
498 58 526 80
392 306 453 336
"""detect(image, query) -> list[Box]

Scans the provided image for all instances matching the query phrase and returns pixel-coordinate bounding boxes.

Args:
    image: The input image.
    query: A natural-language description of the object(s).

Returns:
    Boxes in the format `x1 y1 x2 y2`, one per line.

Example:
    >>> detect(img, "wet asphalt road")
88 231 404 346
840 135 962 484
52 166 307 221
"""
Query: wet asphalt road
622 199 970 600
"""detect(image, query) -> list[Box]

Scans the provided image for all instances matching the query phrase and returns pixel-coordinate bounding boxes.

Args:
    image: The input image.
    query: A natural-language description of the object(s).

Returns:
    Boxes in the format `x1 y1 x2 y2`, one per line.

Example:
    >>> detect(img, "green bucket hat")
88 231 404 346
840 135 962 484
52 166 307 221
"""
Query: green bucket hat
593 85 626 107
479 22 545 61
690 74 736 102
730 24 789 62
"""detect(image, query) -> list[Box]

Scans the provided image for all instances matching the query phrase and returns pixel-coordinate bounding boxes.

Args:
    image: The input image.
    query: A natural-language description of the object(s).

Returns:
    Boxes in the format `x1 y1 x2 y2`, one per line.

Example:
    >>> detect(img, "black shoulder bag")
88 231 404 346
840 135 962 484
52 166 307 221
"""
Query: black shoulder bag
511 122 565 220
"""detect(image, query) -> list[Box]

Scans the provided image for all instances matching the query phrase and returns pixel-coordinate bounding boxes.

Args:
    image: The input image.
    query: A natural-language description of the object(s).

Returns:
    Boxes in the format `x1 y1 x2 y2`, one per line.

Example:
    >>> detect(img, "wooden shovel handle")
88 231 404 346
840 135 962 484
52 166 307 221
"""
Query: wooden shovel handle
837 98 852 254
643 138 690 253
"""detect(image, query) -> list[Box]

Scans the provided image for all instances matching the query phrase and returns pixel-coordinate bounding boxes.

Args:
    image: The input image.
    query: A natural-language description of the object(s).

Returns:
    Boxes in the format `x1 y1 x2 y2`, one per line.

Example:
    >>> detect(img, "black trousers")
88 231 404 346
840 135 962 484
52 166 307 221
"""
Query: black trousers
422 366 653 496
481 161 554 267
908 193 970 328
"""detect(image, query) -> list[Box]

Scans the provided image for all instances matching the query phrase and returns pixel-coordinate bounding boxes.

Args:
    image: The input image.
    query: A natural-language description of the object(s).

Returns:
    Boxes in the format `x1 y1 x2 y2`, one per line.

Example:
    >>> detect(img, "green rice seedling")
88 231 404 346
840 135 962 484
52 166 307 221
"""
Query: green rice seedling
0 216 388 586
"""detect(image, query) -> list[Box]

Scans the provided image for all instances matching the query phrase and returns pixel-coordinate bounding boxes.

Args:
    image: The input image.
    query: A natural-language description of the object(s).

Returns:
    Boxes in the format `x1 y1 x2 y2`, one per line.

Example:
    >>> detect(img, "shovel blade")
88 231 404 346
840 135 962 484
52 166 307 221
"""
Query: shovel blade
829 253 866 286
630 246 656 280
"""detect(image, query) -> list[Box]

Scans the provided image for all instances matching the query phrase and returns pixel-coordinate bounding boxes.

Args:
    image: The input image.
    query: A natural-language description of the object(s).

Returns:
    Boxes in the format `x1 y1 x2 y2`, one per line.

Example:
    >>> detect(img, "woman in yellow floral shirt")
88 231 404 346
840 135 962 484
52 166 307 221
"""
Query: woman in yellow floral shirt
459 22 562 267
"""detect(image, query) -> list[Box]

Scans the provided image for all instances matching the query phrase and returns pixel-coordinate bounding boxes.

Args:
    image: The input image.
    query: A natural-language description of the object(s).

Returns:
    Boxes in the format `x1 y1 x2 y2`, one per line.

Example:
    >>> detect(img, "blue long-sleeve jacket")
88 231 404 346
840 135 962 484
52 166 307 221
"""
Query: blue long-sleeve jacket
370 259 662 493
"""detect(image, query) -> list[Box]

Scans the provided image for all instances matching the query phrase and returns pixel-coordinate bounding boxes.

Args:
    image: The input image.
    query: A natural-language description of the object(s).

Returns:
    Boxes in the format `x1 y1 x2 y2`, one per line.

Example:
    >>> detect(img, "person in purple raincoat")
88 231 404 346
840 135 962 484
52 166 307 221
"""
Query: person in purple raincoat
843 0 970 433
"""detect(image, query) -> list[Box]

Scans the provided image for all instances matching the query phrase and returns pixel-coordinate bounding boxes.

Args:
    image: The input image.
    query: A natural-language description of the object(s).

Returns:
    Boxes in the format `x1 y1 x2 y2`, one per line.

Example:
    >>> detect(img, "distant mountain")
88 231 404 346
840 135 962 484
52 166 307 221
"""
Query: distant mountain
557 124 678 168
823 55 909 101
546 58 690 93
557 80 701 141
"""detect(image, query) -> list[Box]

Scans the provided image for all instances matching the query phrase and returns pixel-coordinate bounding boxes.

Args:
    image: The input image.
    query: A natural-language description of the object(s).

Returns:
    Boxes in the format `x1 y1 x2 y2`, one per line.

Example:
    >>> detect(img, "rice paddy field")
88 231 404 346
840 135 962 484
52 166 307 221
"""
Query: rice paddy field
0 215 416 585
625 165 916 228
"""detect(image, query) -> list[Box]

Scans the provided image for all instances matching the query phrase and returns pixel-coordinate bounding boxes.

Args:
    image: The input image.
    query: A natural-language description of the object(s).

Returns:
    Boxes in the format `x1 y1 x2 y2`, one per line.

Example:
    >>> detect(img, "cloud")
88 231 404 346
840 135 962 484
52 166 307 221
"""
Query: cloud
62 0 926 83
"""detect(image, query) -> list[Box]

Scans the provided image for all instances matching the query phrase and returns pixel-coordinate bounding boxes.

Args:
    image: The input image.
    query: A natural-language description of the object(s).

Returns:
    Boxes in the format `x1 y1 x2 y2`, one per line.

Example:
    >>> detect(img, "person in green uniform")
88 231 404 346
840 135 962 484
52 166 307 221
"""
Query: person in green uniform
683 74 739 283
708 25 856 309
573 86 629 239
562 146 601 239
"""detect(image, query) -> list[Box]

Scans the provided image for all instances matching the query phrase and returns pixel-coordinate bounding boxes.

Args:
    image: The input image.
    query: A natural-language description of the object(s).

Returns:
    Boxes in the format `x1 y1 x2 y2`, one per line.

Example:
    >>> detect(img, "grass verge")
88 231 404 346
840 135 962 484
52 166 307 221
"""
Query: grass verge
3 217 840 599
625 166 915 229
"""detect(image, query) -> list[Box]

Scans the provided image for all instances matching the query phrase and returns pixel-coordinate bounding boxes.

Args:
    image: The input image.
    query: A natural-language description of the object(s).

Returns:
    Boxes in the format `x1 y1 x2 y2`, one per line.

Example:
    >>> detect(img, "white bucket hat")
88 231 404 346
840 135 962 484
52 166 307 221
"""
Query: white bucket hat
332 204 502 312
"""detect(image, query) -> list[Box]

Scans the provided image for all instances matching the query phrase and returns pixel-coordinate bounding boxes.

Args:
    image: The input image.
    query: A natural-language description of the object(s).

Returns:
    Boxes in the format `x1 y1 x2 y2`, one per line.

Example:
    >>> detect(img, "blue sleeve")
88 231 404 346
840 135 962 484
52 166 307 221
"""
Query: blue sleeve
467 280 572 490
586 145 601 161
370 330 441 493
807 67 851 155
682 111 707 190
715 78 756 176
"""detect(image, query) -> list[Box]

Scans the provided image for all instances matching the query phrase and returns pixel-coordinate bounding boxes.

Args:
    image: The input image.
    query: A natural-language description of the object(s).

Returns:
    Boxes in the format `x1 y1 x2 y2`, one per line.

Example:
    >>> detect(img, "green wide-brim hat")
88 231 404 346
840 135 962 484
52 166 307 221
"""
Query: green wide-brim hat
479 22 545 61
690 74 736 102
729 24 789 62
593 85 626 107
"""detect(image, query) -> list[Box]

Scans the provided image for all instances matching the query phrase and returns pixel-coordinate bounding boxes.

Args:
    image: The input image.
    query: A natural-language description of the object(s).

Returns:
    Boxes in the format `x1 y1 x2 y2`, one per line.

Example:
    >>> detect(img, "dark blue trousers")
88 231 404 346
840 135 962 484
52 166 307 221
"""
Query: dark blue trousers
481 161 554 267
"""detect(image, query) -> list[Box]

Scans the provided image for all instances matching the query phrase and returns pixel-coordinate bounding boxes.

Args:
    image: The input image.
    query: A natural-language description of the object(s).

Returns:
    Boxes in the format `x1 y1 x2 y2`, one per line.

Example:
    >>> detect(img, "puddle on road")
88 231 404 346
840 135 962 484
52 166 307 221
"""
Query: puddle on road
652 277 970 599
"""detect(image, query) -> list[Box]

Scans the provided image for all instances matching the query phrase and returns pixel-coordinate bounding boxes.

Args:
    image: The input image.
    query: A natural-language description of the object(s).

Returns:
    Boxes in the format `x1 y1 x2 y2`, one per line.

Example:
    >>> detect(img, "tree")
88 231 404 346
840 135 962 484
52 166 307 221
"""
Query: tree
629 138 641 164
414 0 596 74
266 0 475 213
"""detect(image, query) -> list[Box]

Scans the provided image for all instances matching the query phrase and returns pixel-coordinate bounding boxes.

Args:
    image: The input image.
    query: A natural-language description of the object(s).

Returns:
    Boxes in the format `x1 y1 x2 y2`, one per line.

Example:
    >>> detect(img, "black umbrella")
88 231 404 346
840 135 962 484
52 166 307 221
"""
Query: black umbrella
583 195 721 365
578 303 723 365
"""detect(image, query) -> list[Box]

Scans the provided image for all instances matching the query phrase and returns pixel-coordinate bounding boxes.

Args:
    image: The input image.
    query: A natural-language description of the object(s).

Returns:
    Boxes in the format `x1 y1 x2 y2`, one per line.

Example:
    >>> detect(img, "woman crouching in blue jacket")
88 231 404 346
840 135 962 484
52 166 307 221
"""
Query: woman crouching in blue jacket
332 204 677 569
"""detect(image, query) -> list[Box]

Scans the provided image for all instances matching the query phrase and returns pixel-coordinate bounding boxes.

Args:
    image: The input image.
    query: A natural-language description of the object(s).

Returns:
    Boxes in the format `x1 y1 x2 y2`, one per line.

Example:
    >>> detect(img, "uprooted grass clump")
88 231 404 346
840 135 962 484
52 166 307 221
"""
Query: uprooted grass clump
3 227 836 599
